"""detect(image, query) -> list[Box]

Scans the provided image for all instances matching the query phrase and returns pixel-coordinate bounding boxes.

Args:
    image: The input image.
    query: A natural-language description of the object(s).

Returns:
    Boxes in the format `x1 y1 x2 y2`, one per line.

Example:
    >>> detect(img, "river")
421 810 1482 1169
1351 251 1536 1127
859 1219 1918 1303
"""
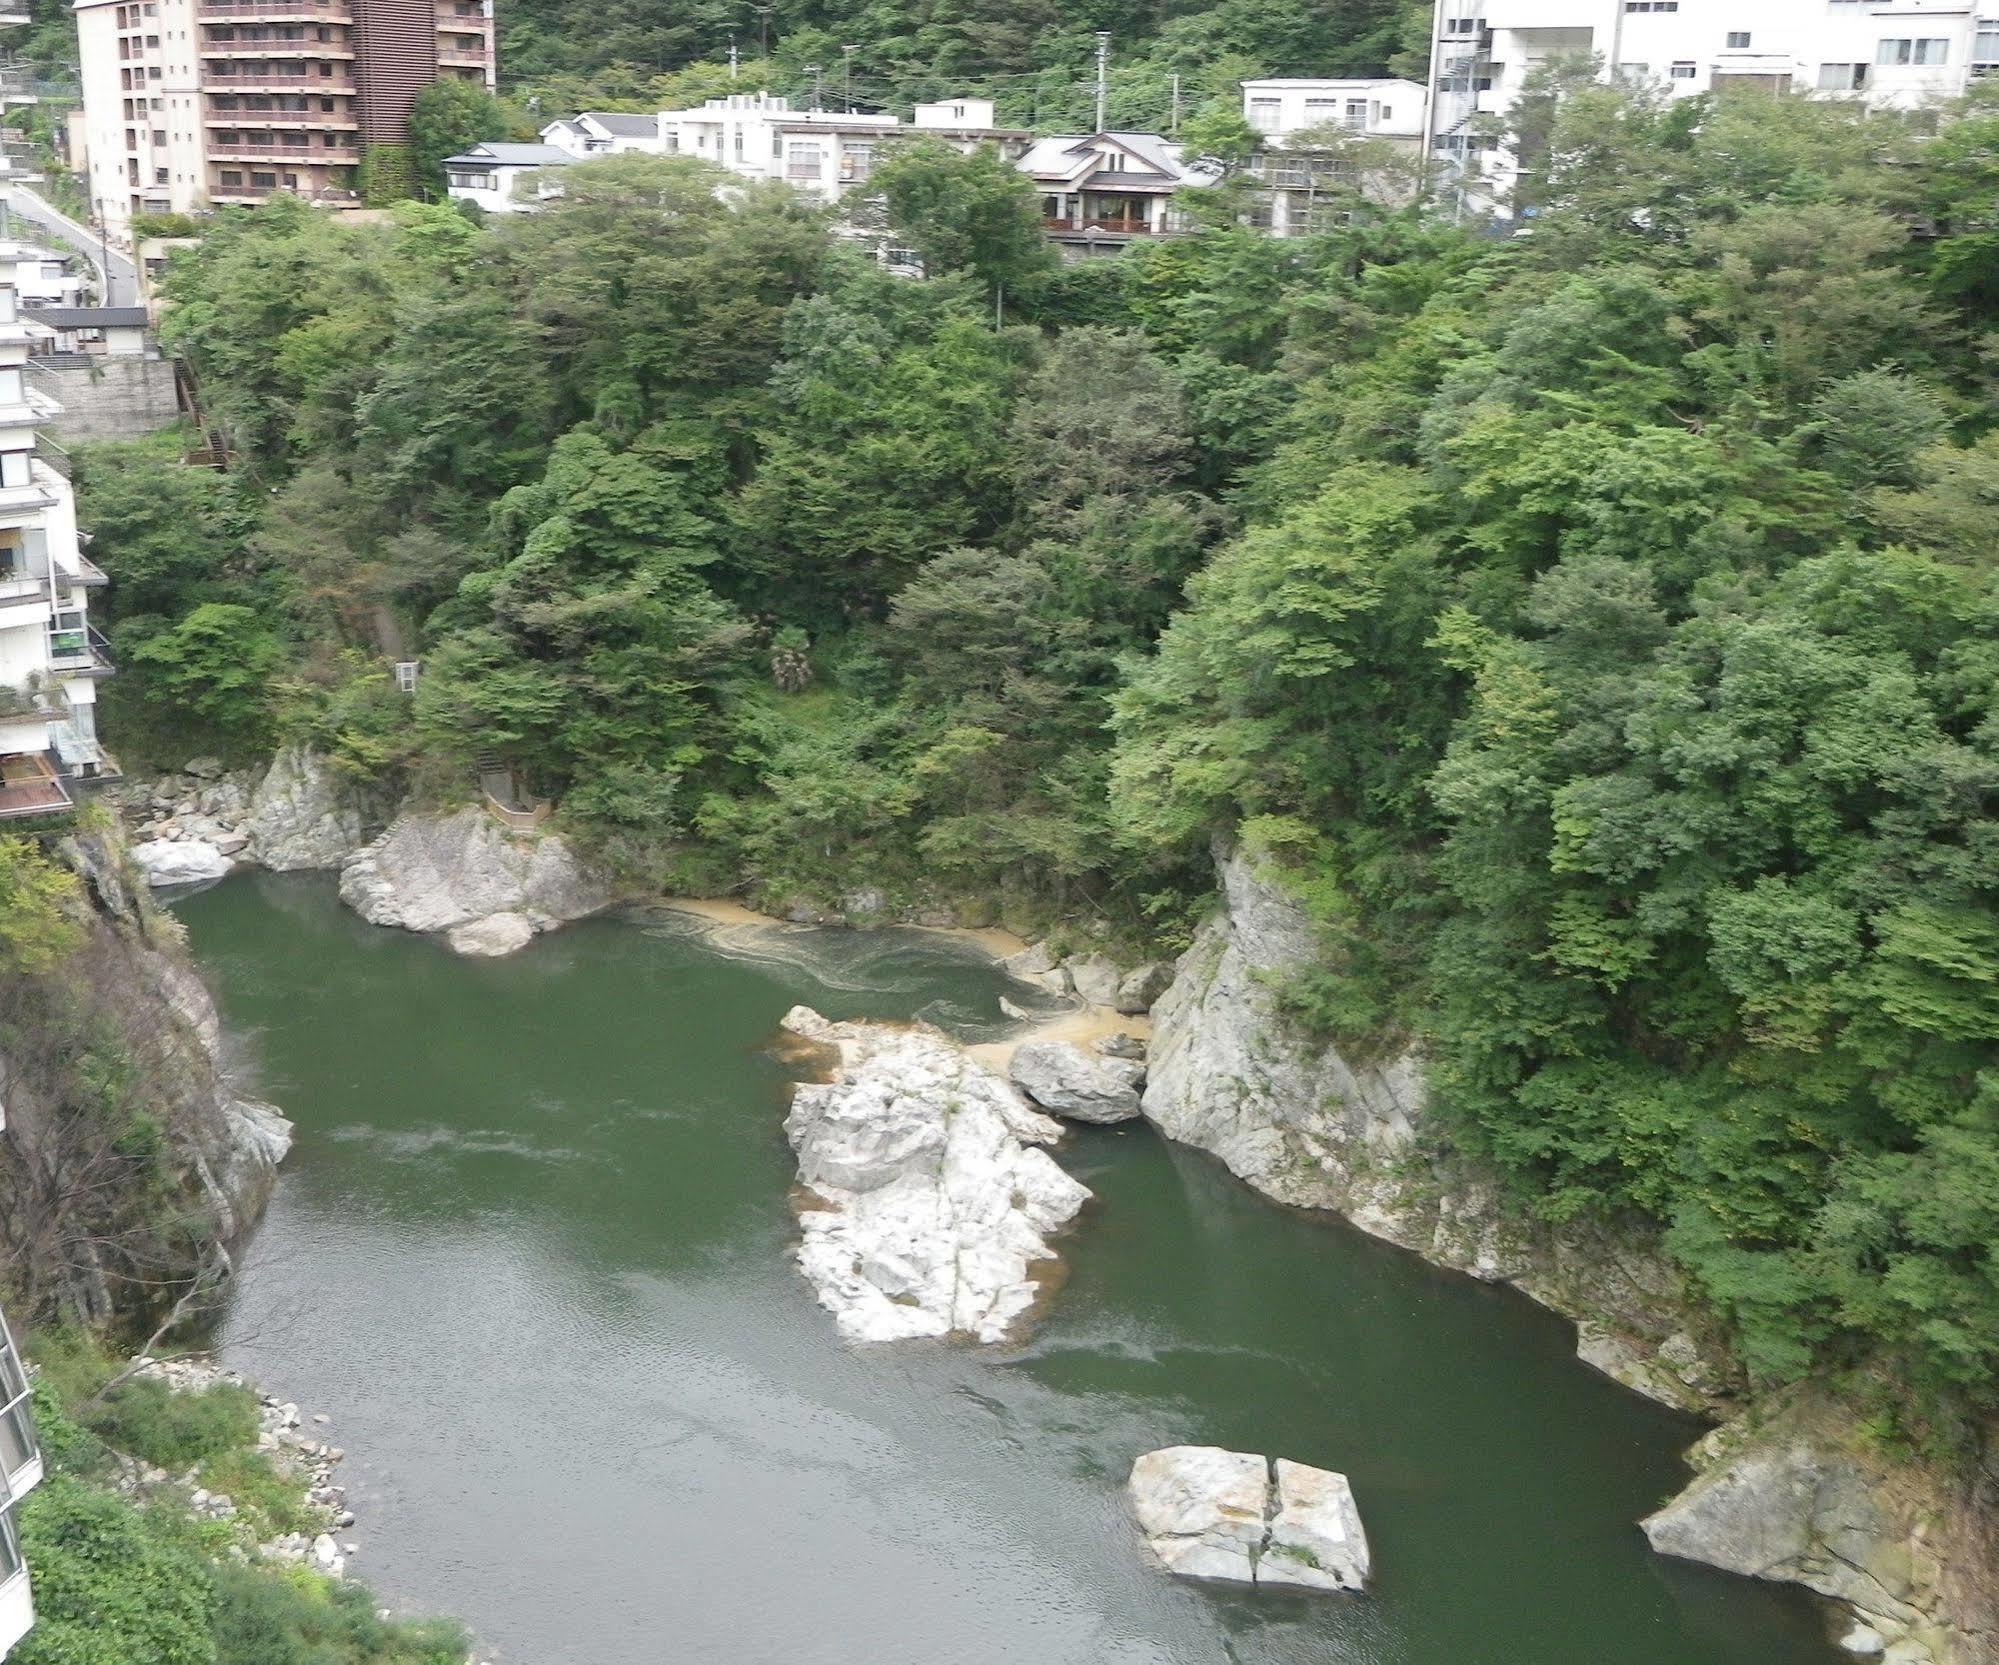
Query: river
176 873 1840 1665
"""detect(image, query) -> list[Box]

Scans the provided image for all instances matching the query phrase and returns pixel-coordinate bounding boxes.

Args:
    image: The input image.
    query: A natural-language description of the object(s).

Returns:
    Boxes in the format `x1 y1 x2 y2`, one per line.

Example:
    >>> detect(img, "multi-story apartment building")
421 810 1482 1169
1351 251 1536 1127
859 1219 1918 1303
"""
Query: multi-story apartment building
1239 78 1428 233
74 0 497 240
0 1309 41 1658
1425 0 1999 212
0 277 116 817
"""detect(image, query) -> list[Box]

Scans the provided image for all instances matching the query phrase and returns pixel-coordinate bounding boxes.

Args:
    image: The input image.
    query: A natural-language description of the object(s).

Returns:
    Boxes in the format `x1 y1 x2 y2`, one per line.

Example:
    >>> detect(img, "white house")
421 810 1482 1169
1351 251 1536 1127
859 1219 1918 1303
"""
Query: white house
442 141 577 214
1242 77 1427 142
540 110 664 157
0 1307 41 1657
1427 0 1999 214
654 92 902 201
1239 78 1429 233
1018 132 1214 254
0 278 115 821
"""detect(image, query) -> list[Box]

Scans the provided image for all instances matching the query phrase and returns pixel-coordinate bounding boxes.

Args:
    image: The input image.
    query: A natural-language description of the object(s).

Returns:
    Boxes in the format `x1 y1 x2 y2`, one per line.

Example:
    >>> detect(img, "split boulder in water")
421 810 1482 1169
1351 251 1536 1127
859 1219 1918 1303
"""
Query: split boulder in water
1128 1445 1370 1593
779 1006 1090 1343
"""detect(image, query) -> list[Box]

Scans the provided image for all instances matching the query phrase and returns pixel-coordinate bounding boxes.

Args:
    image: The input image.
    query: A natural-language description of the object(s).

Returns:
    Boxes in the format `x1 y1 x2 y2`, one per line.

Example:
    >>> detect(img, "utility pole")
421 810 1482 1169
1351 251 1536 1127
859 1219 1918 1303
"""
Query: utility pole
1169 72 1180 135
842 43 857 112
728 33 739 80
1093 31 1109 133
806 62 822 110
751 4 771 62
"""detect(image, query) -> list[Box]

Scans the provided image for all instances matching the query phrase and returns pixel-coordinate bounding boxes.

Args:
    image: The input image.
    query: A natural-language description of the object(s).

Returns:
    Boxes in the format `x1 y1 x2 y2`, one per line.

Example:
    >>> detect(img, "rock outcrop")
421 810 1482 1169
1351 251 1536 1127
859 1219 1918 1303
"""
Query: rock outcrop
131 837 235 888
1008 1040 1141 1124
114 750 382 883
778 1007 1090 1343
1142 840 1999 1663
0 828 291 1321
338 806 613 955
1127 1446 1370 1593
242 747 371 871
1141 841 1722 1405
1642 1398 1997 1665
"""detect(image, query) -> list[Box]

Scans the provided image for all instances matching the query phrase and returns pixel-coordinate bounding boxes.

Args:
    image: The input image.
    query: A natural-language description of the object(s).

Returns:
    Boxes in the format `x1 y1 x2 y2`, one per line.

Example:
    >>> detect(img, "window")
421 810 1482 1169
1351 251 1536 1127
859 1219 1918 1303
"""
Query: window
1818 61 1868 88
1877 36 1949 63
1625 3 1679 11
152 128 165 143
1670 61 1697 77
1379 103 1393 119
786 141 821 178
1726 30 1750 46
1977 23 1999 63
1248 96 1280 131
219 168 242 185
154 166 168 182
1444 15 1482 32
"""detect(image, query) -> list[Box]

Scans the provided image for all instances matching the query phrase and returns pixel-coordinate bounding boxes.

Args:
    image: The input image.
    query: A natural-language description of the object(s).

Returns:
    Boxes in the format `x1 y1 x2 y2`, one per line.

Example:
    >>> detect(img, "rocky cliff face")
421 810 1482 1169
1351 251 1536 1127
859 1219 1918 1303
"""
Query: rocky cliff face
1643 1397 1997 1665
1140 842 1994 1664
1142 843 1728 1412
0 827 292 1323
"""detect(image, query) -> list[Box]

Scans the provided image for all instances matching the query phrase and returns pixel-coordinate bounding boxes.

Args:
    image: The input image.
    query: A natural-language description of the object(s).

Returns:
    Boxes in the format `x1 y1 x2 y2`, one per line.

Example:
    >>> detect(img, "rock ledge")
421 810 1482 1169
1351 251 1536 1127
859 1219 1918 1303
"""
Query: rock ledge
779 1006 1089 1343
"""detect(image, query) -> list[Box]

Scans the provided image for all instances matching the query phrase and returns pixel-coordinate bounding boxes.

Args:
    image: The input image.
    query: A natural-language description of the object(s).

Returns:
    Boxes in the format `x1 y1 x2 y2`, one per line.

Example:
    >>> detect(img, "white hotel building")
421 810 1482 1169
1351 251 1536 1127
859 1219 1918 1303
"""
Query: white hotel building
1426 0 1999 210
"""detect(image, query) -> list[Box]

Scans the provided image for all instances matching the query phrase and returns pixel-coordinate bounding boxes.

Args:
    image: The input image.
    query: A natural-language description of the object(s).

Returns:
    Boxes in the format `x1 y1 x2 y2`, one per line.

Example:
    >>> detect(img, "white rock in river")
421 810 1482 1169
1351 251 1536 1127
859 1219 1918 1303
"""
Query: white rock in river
1128 1446 1370 1593
338 806 612 955
131 838 234 887
1008 1040 1141 1124
779 1006 1090 1344
445 912 538 957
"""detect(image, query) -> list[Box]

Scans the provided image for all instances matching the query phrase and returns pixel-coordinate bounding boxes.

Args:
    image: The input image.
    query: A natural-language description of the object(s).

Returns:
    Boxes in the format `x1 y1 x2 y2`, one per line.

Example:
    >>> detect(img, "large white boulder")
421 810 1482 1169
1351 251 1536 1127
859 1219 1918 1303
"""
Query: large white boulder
1008 1040 1141 1124
131 838 234 888
1128 1446 1370 1593
338 806 613 955
780 1007 1090 1344
243 747 369 871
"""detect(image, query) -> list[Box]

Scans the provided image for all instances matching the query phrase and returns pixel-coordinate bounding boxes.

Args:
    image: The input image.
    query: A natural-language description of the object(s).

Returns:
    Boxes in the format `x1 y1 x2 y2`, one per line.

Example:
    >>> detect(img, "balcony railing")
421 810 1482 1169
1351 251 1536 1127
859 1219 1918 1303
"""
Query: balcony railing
1043 215 1156 236
199 0 351 14
206 108 358 126
45 625 114 677
211 182 359 203
436 46 487 64
206 73 355 89
32 438 69 480
201 41 355 57
0 752 70 820
210 141 355 159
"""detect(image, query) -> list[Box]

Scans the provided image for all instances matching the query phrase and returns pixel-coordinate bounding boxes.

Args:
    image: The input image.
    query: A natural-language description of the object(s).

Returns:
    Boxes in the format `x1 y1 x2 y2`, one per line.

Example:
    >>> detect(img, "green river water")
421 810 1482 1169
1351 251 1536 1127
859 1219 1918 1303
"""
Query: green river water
176 873 1841 1665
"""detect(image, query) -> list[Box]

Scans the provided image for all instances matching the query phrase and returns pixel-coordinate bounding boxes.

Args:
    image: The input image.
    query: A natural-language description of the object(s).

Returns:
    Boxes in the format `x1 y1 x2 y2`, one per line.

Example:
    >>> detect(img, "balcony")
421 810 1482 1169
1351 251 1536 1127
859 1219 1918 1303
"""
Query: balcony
210 139 356 161
205 72 355 90
206 108 359 128
199 0 351 15
1043 215 1158 237
202 41 355 59
45 624 114 677
0 750 68 819
210 182 359 204
436 46 488 65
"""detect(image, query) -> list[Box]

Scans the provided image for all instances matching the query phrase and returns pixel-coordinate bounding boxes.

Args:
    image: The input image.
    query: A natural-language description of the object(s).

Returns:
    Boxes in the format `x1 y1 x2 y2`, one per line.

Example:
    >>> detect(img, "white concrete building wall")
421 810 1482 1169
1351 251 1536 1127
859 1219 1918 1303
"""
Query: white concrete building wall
1242 78 1428 140
1429 0 1999 213
74 0 207 242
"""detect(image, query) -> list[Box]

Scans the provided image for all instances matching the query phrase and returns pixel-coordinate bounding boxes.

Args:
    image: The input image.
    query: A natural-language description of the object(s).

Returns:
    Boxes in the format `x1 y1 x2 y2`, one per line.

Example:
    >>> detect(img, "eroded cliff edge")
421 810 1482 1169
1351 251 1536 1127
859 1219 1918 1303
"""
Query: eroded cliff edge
1141 841 1995 1665
0 824 292 1324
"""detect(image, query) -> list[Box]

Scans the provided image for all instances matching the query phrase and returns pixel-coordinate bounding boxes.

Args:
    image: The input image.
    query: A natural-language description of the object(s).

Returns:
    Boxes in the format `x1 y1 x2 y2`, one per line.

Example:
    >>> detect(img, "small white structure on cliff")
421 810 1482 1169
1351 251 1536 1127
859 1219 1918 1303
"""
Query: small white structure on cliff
0 277 117 819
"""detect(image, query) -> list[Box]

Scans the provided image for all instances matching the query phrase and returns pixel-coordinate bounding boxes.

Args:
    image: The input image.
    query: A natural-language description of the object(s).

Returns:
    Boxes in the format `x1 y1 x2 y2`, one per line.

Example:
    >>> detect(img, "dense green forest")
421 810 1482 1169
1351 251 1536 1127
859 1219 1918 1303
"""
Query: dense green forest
496 0 1425 129
66 82 1999 1436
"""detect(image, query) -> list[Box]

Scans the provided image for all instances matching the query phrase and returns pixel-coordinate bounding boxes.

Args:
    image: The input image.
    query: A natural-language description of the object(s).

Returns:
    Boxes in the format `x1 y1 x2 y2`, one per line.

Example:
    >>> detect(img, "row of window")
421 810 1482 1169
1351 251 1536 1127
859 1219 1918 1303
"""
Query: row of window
209 93 343 109
112 1 159 23
204 24 344 42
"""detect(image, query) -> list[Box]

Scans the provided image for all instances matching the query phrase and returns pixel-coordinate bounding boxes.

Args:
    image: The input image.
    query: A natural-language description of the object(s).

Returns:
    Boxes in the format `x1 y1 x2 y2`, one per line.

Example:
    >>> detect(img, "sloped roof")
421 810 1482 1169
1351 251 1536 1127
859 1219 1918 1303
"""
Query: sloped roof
28 306 145 328
580 111 659 137
446 142 576 166
1017 132 1193 187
